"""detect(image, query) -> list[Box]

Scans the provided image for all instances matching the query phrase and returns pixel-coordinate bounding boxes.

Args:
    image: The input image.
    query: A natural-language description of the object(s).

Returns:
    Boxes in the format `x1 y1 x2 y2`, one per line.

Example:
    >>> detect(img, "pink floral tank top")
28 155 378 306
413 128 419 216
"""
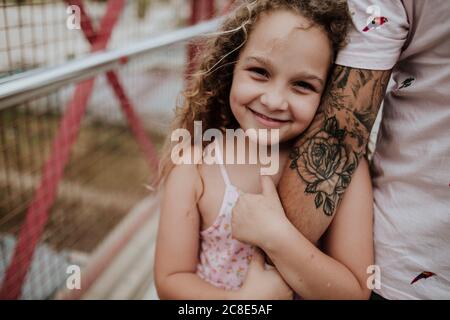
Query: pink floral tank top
196 142 254 290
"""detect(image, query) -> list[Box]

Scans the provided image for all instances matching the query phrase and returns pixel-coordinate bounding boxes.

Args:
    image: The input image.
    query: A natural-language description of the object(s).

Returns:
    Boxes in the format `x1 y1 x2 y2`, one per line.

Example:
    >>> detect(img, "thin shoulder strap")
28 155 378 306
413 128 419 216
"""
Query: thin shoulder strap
214 140 232 187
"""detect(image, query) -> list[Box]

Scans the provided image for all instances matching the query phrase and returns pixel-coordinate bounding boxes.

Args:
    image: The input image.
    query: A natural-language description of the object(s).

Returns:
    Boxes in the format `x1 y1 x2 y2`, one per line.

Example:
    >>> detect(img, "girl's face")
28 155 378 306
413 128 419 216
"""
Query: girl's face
230 9 332 144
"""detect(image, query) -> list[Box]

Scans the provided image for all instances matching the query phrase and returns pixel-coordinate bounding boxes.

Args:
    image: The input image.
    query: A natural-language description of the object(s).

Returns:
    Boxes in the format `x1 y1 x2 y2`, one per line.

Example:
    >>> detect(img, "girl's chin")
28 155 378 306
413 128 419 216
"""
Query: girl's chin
244 130 283 146
231 120 286 145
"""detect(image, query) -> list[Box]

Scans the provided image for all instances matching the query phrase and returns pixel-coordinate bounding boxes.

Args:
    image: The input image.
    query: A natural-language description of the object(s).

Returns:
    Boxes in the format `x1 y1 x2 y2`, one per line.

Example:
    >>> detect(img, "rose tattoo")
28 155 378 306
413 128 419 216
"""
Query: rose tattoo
289 117 357 216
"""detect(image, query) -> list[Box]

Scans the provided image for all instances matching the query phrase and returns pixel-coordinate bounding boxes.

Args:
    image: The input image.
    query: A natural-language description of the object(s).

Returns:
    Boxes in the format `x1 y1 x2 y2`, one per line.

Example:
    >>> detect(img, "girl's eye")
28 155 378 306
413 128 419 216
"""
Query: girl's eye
248 67 269 78
294 81 314 92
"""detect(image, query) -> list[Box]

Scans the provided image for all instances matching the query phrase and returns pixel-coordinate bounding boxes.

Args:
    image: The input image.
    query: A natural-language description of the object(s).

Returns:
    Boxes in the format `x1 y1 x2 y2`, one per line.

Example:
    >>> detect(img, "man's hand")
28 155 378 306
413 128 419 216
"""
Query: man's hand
235 249 293 300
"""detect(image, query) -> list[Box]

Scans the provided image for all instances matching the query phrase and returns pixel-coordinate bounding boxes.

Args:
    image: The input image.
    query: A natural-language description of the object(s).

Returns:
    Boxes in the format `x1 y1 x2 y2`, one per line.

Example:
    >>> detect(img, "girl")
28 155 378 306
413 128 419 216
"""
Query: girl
154 0 372 299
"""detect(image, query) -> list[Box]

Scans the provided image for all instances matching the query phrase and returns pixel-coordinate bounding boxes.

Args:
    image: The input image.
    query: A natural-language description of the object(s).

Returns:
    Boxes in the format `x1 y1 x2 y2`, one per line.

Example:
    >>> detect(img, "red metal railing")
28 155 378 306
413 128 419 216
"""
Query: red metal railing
0 0 235 300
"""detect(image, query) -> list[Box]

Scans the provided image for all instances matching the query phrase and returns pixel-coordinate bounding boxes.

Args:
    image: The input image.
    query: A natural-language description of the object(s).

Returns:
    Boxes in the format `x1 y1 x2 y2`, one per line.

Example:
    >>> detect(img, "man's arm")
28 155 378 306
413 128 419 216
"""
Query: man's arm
278 65 391 243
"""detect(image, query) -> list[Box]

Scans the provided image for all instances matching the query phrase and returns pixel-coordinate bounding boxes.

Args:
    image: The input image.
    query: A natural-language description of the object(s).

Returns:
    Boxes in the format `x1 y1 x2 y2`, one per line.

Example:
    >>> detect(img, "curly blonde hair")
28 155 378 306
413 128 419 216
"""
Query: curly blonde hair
155 0 351 186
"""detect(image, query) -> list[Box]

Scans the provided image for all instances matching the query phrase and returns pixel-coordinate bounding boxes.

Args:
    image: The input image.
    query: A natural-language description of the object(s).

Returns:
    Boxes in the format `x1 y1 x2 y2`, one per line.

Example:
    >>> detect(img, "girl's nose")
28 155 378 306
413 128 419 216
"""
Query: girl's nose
260 88 288 111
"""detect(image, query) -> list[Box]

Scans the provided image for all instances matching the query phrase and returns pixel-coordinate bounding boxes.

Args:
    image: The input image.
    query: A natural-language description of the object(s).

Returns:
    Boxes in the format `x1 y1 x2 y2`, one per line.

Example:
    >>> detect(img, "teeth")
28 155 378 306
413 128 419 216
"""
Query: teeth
253 109 285 122
262 114 277 121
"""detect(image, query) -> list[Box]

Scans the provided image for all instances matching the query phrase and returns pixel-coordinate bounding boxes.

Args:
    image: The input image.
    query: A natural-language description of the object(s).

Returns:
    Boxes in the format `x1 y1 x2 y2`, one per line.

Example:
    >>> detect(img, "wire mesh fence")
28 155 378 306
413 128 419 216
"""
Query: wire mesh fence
0 0 232 300
0 0 193 79
0 42 189 300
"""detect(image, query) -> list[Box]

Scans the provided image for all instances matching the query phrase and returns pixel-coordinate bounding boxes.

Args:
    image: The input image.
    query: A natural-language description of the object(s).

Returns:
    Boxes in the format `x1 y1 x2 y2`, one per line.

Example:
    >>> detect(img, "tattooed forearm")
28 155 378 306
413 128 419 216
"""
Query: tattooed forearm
283 65 391 220
361 69 391 129
288 116 357 216
325 66 390 130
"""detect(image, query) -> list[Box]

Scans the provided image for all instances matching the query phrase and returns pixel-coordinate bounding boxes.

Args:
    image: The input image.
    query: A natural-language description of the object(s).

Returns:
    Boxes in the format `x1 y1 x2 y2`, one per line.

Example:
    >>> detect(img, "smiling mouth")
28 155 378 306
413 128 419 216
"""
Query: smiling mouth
248 107 290 123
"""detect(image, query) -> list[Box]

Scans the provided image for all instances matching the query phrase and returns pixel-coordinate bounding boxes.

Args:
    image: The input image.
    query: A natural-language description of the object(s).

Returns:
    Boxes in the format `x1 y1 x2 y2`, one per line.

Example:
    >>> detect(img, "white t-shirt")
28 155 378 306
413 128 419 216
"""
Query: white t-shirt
336 0 450 299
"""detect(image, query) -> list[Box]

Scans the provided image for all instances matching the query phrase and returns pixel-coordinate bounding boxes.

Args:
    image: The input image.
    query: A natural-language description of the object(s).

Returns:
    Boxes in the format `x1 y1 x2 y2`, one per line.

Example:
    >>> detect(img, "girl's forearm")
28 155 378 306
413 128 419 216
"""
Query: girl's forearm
261 218 368 300
157 272 239 300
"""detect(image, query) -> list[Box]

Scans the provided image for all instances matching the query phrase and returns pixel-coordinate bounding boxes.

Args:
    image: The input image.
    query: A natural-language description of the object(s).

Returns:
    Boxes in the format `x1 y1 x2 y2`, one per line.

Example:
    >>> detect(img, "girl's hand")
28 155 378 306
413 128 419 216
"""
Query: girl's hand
232 175 288 247
236 249 293 300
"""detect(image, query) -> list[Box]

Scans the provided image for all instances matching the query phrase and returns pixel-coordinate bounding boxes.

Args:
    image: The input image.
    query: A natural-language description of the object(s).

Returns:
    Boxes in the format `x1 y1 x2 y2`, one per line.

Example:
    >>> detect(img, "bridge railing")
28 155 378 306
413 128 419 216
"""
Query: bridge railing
0 0 233 300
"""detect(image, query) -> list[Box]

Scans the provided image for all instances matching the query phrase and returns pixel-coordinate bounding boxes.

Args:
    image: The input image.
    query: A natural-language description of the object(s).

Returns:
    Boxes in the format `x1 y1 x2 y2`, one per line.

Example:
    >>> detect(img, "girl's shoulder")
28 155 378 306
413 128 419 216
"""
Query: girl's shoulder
164 145 204 202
